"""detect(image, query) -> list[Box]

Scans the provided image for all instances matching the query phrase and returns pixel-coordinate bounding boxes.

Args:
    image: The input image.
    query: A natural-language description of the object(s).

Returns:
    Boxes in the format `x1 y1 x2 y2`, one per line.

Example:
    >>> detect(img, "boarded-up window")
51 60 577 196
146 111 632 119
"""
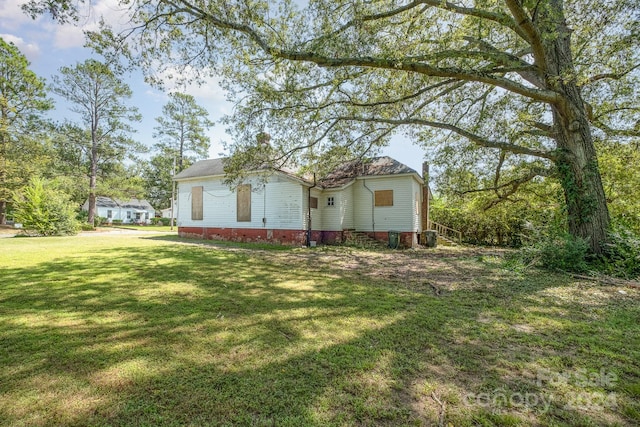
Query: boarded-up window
237 184 251 222
310 196 318 209
374 190 393 207
192 186 203 220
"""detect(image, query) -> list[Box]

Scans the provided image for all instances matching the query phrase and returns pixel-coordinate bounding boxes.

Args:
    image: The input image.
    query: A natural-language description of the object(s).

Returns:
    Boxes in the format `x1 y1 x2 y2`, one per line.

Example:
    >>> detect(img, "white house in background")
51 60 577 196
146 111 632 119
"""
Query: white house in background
160 206 177 219
173 156 427 247
82 197 155 224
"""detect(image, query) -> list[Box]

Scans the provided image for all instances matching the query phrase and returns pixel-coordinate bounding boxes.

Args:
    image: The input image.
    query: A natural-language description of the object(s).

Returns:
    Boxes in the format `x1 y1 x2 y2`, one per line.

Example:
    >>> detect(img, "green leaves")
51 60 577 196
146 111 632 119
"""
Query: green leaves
12 177 79 236
0 37 53 223
51 59 143 223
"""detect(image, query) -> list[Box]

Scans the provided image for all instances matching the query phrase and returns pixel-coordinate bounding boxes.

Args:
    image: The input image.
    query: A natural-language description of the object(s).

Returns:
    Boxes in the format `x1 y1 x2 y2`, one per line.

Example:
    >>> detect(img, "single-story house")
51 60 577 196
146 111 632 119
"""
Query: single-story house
82 197 155 224
174 156 429 247
160 204 177 219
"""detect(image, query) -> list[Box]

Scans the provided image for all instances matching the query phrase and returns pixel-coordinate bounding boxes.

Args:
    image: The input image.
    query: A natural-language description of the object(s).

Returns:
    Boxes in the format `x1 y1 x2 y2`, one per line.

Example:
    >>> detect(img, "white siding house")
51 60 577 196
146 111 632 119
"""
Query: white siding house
174 156 426 247
82 197 155 224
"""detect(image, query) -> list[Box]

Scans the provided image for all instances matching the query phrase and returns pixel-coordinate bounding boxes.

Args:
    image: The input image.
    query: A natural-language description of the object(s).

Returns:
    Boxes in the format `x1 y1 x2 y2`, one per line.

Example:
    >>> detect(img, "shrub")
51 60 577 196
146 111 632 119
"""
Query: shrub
537 234 589 273
151 217 172 226
13 178 79 236
94 216 108 227
513 233 589 273
112 219 123 225
597 228 640 279
76 210 89 223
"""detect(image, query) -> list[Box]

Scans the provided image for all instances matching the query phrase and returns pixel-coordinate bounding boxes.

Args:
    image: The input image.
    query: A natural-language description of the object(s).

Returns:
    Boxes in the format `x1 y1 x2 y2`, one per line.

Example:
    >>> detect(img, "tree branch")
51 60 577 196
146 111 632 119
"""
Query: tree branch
168 0 560 104
335 115 557 160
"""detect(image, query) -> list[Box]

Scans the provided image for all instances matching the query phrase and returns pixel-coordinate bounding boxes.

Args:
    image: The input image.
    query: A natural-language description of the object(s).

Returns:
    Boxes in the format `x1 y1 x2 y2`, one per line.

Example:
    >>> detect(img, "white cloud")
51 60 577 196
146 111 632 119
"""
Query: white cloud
0 0 33 31
47 0 132 49
157 65 228 103
0 33 41 60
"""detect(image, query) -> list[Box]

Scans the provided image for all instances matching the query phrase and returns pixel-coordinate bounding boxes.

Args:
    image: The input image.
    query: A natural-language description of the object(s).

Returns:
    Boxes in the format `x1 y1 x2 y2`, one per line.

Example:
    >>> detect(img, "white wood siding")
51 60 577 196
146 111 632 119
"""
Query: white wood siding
320 187 353 231
96 206 154 224
177 174 306 229
411 179 423 232
176 171 422 233
308 188 323 230
352 175 417 232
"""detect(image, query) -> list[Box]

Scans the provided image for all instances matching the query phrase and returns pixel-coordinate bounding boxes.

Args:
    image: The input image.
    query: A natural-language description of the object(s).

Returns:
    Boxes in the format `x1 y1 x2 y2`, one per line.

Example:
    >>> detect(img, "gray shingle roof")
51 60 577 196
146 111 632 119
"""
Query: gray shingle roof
94 196 119 208
116 198 154 210
173 156 420 188
90 196 154 210
319 156 419 189
174 158 226 180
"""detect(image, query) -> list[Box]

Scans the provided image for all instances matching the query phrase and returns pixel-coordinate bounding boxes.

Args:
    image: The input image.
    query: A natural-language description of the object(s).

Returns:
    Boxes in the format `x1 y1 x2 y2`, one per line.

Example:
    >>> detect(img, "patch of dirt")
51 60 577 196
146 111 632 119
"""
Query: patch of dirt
0 225 19 236
181 242 513 294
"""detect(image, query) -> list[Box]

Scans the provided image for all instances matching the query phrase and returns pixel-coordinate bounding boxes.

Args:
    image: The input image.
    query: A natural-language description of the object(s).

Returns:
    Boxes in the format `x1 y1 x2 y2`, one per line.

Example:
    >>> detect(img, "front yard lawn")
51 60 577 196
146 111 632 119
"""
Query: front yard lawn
0 235 638 426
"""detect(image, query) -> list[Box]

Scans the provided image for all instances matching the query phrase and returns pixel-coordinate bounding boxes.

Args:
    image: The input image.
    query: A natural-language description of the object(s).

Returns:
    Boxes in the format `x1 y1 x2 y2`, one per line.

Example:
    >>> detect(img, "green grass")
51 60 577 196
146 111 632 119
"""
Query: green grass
101 225 178 232
0 235 638 426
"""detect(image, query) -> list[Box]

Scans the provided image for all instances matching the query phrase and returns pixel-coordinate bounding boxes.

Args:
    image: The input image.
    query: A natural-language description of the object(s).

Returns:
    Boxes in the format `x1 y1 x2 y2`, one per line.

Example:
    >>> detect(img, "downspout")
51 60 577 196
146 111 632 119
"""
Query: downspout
307 173 316 247
362 179 375 235
263 182 267 228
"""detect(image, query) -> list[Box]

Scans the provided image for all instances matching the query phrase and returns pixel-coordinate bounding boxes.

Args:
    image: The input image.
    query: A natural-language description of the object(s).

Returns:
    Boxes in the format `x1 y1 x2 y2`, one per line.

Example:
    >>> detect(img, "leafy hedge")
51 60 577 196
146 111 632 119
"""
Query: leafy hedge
13 178 79 236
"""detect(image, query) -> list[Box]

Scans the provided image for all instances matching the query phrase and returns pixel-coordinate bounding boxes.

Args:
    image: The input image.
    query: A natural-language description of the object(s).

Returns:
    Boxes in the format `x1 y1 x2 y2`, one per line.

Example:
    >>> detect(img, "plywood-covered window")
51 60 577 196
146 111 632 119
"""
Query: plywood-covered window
192 186 203 220
237 184 251 222
374 190 394 207
310 197 318 209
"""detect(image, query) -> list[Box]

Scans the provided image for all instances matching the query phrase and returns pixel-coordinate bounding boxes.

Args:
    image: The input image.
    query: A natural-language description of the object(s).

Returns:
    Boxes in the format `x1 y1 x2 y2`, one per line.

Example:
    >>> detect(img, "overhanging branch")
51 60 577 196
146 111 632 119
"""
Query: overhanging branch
335 115 557 160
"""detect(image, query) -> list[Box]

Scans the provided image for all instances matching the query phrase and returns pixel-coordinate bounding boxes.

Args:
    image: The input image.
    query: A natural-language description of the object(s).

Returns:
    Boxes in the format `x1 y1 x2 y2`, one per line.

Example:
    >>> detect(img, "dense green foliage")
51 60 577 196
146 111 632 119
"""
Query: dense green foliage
12 177 79 236
143 93 213 210
51 59 143 224
0 37 53 224
599 228 640 279
597 141 640 234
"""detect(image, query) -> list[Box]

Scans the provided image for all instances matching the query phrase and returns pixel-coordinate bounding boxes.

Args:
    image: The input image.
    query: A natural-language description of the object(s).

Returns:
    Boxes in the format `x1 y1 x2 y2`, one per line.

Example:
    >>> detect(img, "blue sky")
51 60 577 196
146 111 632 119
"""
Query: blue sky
0 0 427 175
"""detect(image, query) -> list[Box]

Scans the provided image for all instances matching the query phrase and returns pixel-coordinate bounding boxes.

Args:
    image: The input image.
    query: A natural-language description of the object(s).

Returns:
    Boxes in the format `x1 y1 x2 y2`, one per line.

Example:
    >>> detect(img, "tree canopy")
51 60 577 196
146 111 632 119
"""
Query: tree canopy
25 0 640 252
0 37 52 224
51 59 143 224
154 92 213 171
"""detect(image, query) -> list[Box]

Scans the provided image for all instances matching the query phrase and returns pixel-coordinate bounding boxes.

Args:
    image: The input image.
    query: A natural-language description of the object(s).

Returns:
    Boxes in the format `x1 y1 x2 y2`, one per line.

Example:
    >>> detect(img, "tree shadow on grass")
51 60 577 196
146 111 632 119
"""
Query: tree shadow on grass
0 241 638 426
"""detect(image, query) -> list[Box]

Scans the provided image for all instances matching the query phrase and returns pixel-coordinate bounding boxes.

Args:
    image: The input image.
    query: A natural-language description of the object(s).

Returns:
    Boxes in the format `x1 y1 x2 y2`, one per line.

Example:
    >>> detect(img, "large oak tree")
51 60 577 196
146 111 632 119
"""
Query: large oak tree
25 0 639 253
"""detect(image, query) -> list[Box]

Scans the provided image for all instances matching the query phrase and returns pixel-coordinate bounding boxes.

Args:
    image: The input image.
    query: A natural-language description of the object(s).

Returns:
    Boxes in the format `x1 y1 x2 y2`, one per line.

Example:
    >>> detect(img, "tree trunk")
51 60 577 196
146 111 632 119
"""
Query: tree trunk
553 108 610 254
88 132 98 226
88 174 97 226
543 0 610 254
0 200 6 225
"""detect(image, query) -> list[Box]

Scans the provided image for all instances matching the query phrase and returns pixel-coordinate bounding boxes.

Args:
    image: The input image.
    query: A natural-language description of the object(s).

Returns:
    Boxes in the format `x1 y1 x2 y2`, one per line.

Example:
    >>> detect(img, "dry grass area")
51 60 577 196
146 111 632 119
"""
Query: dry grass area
0 234 639 426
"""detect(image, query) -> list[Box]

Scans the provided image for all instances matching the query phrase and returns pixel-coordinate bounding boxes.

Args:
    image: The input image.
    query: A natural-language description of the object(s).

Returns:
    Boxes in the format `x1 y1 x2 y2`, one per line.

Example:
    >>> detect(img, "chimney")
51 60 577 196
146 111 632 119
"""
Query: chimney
256 132 271 146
